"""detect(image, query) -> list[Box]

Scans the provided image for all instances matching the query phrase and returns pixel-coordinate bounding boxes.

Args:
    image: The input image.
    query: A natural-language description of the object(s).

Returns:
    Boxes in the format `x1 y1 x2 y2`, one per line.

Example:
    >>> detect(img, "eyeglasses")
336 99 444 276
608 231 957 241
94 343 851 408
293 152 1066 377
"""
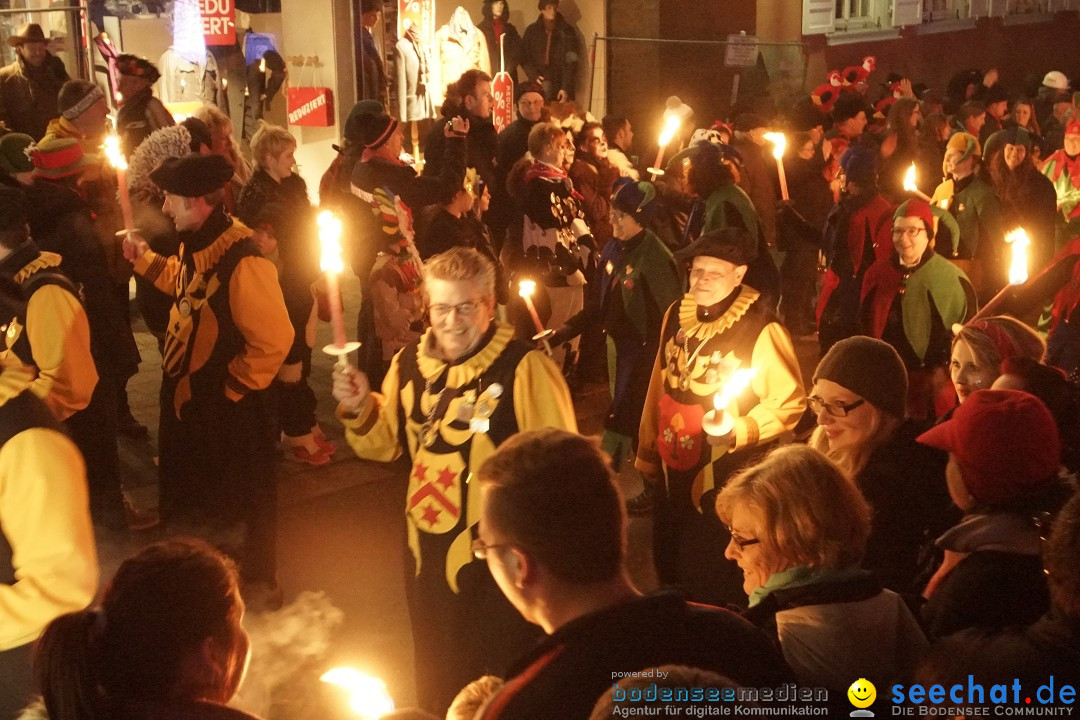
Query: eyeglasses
725 525 760 550
807 395 866 417
471 537 512 560
892 227 926 239
429 299 486 320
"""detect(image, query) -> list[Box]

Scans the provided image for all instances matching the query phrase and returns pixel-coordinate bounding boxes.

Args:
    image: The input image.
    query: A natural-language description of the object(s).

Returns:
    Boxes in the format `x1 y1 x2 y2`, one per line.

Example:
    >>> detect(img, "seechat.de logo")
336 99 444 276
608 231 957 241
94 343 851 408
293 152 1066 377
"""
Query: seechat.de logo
849 678 877 717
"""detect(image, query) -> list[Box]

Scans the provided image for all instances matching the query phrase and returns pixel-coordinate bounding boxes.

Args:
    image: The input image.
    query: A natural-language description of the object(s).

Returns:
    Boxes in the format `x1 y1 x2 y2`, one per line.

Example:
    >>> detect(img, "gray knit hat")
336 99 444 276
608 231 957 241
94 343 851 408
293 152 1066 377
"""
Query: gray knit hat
813 336 908 419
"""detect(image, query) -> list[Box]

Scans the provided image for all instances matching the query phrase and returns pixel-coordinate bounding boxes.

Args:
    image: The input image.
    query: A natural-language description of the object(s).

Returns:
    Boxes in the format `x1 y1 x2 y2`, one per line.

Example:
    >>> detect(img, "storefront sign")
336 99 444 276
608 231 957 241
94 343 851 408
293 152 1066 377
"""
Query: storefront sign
724 33 758 68
493 71 514 134
399 0 435 47
288 86 335 127
200 0 237 46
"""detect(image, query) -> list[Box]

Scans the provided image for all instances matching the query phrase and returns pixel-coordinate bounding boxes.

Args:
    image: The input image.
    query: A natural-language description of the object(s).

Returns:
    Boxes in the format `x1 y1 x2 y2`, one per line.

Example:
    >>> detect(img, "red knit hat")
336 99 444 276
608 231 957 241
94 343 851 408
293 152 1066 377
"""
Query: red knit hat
917 389 1060 506
893 199 935 240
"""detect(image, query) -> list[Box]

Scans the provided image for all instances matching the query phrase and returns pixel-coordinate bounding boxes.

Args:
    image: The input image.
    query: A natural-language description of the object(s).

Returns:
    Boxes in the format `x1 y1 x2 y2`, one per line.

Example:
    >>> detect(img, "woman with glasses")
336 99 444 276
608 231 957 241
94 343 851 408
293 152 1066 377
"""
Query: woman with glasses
859 199 976 419
331 247 576 714
717 445 928 699
809 337 956 595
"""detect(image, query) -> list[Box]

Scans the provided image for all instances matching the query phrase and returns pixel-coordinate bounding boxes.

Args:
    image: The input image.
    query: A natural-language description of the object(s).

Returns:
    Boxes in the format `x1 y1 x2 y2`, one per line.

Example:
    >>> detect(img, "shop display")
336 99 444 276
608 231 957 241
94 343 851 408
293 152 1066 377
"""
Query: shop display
158 46 222 105
432 6 489 106
394 20 435 121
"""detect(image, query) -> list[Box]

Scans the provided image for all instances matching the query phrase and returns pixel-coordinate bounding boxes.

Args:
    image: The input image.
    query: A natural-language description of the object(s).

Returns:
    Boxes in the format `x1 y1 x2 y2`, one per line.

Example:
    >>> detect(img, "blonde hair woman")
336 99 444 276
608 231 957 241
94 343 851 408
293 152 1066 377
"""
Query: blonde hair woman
717 444 928 698
194 104 252 185
949 315 1045 404
235 121 331 465
808 336 957 594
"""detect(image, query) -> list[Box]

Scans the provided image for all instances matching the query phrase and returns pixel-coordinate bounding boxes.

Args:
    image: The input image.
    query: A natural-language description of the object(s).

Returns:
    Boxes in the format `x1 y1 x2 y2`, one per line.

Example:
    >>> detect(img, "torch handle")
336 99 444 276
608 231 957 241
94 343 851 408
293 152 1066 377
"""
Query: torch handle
775 158 790 202
325 270 348 350
116 167 135 232
522 295 546 336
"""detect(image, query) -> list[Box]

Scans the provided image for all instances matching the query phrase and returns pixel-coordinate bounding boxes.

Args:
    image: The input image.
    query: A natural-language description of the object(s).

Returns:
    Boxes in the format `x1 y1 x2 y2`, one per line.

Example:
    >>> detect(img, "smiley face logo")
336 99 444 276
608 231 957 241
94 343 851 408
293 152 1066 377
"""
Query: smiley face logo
847 678 876 709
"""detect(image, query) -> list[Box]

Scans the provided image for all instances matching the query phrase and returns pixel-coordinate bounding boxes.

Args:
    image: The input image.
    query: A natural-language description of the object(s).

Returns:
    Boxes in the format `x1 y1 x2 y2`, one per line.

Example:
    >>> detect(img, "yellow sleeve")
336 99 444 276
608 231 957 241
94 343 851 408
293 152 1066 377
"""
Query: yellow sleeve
512 349 578 433
635 309 674 478
731 322 807 452
133 248 180 296
340 350 405 463
25 285 98 421
0 428 98 651
225 256 294 402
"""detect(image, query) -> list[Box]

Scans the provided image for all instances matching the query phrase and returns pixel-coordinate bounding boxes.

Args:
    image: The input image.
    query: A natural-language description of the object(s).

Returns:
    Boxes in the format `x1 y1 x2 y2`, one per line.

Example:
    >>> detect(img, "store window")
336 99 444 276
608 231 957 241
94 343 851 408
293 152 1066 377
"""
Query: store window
804 0 1071 36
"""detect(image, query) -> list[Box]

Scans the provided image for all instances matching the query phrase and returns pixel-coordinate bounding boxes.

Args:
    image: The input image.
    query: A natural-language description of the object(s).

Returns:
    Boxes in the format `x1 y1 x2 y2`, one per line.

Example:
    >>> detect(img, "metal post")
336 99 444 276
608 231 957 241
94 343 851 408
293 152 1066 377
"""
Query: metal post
587 32 598 114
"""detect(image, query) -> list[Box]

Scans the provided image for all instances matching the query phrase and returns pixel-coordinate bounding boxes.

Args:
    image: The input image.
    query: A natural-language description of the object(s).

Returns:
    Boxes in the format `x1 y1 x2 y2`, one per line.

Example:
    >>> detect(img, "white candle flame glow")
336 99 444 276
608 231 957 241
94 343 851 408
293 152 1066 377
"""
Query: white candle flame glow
902 163 918 193
714 368 758 410
1006 228 1030 285
658 114 682 148
518 279 536 298
320 668 395 719
763 132 786 160
318 210 344 275
103 134 126 171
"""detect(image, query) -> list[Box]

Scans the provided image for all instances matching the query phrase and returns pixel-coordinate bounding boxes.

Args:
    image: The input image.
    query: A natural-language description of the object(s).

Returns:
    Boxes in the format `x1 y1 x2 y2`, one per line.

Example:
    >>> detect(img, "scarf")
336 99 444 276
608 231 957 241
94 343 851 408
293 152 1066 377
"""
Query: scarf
405 26 430 96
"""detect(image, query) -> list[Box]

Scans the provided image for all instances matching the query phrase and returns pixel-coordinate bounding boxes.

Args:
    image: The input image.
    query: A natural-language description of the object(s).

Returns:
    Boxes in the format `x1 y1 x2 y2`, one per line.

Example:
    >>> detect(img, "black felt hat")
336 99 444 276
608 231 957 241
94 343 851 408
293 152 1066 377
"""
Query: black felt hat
150 154 234 197
674 227 757 267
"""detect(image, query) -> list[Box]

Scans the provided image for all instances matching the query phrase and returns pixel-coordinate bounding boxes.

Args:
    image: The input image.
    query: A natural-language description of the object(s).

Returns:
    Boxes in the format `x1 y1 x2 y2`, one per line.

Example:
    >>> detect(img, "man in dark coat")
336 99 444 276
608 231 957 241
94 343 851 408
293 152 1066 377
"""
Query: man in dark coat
492 82 545 251
423 69 497 192
474 430 793 720
521 0 580 103
0 24 69 139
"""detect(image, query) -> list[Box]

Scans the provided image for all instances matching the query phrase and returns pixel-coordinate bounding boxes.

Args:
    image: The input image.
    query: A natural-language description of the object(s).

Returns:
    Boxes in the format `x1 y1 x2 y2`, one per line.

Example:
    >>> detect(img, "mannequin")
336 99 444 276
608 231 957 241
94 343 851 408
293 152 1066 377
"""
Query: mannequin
157 46 222 106
432 7 490 106
395 18 435 121
478 0 522 77
521 0 580 102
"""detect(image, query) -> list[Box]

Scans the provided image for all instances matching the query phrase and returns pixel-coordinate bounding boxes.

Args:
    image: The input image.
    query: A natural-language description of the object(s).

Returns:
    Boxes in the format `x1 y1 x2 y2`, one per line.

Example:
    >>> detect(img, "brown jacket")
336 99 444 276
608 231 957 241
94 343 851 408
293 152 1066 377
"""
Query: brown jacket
0 53 69 139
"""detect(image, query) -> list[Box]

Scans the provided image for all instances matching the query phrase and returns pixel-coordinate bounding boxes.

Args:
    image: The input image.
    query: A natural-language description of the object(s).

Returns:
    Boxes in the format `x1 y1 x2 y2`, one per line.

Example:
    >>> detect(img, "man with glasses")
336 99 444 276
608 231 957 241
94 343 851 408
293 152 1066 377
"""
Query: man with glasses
860 199 975 419
472 428 791 720
636 226 806 608
332 247 576 715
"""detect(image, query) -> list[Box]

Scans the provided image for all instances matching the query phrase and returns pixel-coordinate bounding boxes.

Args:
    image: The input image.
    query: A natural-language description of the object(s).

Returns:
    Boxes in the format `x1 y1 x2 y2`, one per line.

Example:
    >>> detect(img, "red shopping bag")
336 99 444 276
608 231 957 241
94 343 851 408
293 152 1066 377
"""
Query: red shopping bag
287 86 334 127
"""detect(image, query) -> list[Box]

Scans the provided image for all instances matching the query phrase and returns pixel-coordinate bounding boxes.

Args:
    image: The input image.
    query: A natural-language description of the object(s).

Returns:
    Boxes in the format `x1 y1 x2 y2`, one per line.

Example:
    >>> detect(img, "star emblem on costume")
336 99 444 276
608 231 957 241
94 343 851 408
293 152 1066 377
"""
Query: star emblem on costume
408 449 466 535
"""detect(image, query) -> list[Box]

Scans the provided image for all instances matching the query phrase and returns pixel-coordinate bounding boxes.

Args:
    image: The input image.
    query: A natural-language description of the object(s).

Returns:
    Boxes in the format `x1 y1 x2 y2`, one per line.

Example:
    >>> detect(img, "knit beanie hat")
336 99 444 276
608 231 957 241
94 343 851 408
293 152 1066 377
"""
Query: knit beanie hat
813 336 908 419
30 137 97 180
359 113 400 150
917 390 1060 506
894 199 936 241
838 144 877 186
789 100 826 132
0 133 35 176
58 80 106 121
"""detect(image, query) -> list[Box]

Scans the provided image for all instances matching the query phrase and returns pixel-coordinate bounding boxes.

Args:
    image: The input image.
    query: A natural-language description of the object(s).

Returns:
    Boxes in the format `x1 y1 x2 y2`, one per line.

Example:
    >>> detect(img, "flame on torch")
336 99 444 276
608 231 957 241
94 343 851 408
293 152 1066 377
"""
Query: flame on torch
318 210 344 275
1005 228 1030 285
763 132 786 160
518 279 536 298
321 668 395 719
902 164 918 193
658 114 682 148
103 134 126 171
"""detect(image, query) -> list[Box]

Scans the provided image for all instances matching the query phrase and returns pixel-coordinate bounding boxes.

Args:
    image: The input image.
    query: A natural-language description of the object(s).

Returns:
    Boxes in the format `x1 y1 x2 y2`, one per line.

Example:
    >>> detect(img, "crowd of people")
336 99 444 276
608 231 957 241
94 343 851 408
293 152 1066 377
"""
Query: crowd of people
2 13 1080 720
